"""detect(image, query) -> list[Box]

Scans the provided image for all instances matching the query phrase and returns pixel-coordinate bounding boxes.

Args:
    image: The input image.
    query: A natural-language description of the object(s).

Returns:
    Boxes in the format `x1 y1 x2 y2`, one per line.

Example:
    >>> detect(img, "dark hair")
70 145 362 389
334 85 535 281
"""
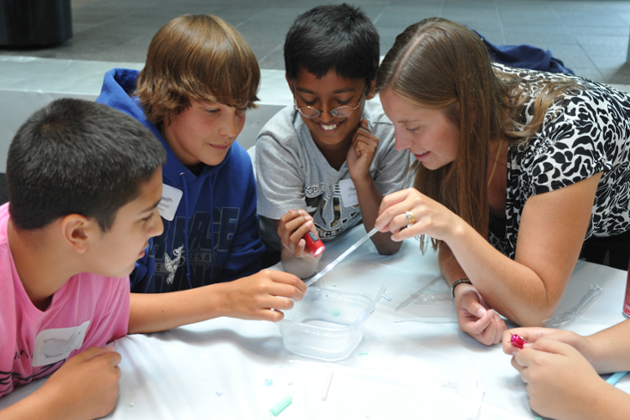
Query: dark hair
137 14 260 127
7 98 166 231
284 4 379 83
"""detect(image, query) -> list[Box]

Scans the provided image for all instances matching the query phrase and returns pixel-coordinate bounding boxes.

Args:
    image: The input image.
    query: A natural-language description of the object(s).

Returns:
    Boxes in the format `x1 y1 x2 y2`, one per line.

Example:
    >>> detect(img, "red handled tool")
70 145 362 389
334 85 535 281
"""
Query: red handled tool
304 231 325 257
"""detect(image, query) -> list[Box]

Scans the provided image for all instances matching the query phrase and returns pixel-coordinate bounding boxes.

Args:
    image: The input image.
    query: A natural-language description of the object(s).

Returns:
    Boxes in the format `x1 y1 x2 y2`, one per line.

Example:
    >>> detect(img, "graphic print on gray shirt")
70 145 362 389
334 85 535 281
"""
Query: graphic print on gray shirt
254 98 411 251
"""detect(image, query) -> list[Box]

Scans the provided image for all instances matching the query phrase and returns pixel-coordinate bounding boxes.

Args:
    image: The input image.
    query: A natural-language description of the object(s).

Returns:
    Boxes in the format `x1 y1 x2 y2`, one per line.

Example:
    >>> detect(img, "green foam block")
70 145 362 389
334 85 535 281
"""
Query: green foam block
270 395 293 416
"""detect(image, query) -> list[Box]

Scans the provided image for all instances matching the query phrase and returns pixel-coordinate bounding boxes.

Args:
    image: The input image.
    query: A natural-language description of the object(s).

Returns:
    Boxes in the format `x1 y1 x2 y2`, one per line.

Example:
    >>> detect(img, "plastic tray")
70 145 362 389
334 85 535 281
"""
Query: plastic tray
278 287 375 361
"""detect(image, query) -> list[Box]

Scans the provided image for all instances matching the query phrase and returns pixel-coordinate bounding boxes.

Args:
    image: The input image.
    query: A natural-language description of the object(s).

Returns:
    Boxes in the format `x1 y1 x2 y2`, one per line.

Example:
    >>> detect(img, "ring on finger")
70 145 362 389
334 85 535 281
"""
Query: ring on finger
405 210 415 227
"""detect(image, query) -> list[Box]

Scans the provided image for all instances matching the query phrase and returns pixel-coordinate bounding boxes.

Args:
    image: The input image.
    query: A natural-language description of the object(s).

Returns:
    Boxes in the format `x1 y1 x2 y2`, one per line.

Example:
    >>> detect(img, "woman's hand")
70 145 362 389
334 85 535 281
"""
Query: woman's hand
375 188 463 242
455 283 506 345
377 189 504 345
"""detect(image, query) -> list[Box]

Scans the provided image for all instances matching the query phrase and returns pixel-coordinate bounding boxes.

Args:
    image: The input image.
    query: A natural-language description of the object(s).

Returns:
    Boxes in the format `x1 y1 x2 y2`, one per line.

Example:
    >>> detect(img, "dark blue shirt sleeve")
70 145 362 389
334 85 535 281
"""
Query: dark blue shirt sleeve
130 241 157 293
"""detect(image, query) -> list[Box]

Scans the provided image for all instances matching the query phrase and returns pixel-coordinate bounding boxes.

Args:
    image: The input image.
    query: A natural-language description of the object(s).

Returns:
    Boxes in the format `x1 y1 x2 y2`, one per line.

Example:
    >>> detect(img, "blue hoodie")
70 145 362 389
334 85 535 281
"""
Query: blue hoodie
96 69 264 292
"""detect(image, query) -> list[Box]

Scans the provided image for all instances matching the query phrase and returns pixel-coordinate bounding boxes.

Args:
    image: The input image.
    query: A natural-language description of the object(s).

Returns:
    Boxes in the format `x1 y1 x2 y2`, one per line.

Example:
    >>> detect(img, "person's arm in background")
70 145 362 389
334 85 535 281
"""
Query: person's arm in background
502 321 630 420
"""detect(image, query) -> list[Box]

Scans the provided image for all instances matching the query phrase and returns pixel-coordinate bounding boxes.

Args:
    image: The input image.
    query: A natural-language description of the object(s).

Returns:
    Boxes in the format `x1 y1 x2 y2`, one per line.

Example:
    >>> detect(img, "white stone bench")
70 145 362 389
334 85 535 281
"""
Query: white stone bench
0 56 292 172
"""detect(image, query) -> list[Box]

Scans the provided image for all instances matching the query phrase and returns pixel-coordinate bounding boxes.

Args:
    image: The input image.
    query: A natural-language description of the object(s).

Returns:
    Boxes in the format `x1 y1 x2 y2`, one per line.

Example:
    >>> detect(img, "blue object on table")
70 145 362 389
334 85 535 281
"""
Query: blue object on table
606 371 628 386
472 29 574 75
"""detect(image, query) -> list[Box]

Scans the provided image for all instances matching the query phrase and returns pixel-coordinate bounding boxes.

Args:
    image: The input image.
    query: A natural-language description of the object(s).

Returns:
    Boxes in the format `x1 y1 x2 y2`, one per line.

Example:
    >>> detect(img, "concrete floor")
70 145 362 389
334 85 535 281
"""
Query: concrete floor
1 0 630 84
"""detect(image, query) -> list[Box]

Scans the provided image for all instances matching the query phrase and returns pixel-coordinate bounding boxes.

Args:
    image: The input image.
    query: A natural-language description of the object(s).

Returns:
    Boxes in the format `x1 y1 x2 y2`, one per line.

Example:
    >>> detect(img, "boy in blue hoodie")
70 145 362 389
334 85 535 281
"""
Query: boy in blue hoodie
97 14 304 322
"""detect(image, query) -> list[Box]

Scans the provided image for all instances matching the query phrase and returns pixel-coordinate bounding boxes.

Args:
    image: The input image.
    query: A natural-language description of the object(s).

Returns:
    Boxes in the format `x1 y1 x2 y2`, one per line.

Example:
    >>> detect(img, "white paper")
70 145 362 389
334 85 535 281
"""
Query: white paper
157 184 183 222
32 320 90 367
338 179 358 207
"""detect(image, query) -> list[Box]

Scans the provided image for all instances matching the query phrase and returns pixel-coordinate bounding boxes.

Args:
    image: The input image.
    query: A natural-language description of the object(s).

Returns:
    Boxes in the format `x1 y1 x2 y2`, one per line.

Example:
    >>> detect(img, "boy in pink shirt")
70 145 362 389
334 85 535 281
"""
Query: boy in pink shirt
0 99 304 419
0 98 166 419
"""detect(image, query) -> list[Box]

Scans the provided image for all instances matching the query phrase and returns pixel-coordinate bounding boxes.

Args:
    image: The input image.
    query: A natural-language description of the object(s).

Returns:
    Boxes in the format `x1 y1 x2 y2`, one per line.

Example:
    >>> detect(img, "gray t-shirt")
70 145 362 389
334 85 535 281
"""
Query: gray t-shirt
254 97 411 251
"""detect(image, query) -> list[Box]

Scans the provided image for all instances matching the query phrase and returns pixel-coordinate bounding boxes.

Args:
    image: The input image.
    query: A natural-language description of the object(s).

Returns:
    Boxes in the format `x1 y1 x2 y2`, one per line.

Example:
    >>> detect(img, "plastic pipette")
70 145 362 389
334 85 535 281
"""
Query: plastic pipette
304 228 377 287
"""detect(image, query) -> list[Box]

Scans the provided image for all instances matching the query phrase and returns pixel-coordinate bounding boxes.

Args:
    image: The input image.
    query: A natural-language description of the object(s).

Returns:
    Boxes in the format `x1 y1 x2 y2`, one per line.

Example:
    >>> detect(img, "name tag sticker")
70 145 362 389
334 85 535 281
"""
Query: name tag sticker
32 320 90 367
158 184 183 221
338 179 359 207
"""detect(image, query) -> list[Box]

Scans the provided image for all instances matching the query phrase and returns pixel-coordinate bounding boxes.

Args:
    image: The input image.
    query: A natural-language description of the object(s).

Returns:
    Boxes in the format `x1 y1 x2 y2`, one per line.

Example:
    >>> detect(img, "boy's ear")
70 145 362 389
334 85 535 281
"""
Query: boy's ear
366 80 377 101
60 214 97 254
286 75 294 92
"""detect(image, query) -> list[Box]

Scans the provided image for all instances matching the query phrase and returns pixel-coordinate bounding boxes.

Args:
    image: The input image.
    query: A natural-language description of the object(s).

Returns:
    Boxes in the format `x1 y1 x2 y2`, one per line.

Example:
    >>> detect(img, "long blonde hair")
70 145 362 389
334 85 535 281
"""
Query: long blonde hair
376 18 575 248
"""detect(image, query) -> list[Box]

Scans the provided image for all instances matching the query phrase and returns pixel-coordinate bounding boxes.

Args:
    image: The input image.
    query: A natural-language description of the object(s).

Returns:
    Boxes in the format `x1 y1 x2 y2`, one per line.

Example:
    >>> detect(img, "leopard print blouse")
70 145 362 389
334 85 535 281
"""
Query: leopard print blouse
489 64 630 258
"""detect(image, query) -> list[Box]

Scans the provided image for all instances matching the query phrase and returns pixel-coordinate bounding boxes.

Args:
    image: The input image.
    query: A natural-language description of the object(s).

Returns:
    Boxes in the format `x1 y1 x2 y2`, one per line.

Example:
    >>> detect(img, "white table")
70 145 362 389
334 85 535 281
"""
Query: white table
2 226 628 419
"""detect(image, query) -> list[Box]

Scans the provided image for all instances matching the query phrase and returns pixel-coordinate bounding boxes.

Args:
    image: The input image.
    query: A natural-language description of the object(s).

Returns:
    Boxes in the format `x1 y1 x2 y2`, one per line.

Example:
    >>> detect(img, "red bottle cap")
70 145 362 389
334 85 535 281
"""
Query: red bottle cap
510 334 528 349
303 231 325 257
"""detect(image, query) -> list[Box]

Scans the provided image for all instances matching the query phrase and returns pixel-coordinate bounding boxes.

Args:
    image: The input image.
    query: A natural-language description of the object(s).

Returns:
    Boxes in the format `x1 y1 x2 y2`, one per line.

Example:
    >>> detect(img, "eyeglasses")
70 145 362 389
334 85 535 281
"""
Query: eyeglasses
293 85 368 119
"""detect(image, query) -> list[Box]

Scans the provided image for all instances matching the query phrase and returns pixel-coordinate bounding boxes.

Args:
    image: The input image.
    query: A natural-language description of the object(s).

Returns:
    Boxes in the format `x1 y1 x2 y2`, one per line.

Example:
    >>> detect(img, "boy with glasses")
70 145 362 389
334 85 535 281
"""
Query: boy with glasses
254 4 410 278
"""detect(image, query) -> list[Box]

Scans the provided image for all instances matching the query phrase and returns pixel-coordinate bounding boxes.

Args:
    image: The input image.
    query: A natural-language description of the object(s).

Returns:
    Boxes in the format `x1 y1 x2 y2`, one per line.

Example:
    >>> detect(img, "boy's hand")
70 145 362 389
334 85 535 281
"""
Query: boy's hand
502 328 588 359
347 119 379 182
278 209 320 259
454 283 506 345
511 337 606 420
39 346 122 420
224 270 306 321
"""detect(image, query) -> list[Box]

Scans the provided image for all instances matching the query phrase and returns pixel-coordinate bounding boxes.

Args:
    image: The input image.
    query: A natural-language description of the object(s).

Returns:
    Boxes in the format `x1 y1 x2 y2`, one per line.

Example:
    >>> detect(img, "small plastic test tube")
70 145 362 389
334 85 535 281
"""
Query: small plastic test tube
270 395 292 417
510 334 528 349
321 371 334 401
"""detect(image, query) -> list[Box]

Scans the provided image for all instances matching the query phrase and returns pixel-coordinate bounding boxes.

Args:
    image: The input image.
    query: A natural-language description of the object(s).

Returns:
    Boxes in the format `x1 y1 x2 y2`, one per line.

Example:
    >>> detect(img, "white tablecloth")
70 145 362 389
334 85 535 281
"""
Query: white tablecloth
2 226 629 419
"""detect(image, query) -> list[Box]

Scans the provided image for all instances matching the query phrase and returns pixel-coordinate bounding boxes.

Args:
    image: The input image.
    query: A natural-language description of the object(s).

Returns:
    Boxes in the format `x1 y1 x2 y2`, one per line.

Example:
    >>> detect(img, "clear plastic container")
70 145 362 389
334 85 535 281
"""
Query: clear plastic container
278 287 375 361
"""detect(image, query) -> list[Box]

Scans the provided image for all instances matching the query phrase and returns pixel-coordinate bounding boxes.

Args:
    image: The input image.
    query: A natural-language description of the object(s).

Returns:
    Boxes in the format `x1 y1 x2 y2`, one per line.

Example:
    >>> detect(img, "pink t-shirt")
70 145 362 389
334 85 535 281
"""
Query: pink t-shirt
0 203 130 398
